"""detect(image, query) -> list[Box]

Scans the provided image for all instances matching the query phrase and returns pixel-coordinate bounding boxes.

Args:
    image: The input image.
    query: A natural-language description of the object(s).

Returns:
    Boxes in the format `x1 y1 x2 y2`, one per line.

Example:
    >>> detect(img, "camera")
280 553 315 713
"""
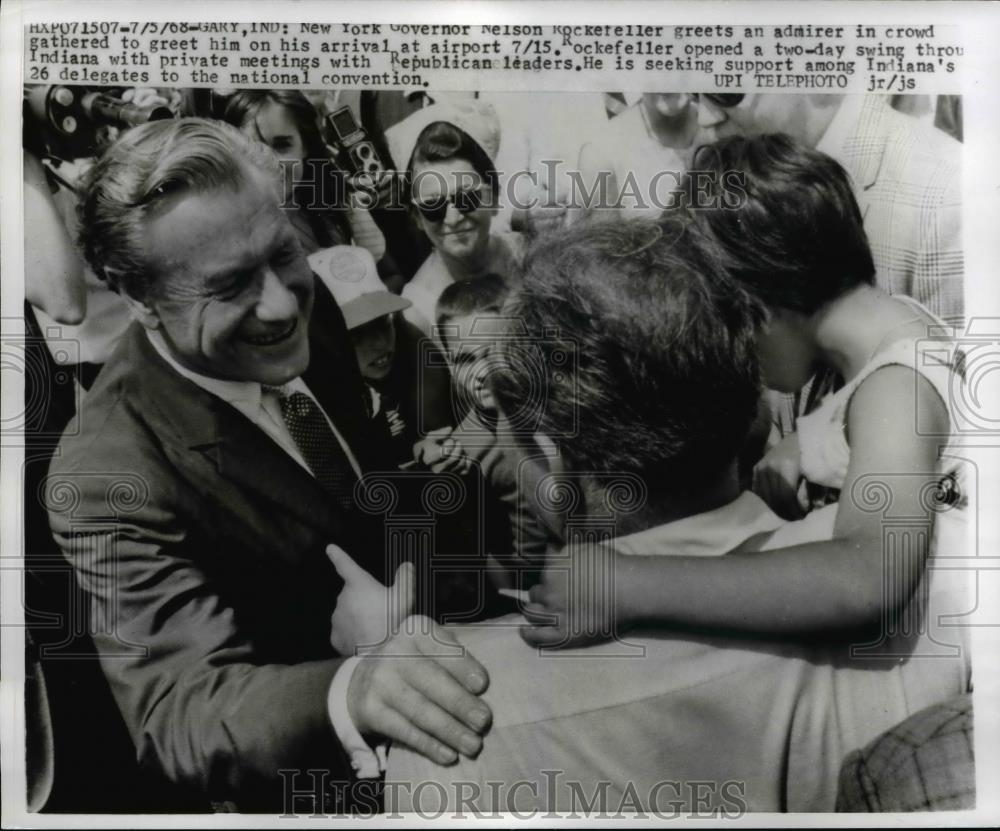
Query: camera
24 85 174 158
323 105 385 178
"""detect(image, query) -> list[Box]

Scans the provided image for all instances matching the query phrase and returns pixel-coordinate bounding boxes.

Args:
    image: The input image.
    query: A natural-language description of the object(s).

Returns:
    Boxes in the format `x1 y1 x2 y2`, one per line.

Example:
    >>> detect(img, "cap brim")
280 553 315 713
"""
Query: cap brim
342 293 412 329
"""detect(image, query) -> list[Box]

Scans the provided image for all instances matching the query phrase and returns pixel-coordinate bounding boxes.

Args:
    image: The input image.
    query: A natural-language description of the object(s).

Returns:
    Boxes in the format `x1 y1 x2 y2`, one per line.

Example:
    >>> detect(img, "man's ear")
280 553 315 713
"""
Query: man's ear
532 431 564 474
112 274 161 329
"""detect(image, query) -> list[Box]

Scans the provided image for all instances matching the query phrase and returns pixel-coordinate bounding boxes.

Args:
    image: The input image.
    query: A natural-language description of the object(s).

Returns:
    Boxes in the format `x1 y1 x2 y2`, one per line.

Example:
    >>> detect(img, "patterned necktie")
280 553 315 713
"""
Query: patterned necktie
273 388 358 510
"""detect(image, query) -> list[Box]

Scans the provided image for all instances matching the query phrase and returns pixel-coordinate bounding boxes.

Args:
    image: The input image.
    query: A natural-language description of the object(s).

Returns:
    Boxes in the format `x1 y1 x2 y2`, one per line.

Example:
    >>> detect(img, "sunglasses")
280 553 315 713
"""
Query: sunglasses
411 186 489 224
694 93 746 108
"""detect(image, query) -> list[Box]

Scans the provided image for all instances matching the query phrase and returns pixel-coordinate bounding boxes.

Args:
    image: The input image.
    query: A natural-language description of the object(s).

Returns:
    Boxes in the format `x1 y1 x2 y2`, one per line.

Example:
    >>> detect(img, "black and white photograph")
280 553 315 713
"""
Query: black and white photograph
2 2 998 825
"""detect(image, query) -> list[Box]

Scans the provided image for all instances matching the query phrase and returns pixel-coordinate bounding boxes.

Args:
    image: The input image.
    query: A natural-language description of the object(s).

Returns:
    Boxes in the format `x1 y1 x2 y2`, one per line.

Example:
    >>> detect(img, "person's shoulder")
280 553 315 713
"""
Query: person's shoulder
406 250 445 290
50 329 183 482
861 100 961 183
48 376 175 527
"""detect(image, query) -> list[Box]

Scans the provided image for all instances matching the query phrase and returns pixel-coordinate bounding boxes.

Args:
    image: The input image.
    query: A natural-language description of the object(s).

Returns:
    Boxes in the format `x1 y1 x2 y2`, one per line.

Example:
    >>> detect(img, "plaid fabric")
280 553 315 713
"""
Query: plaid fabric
831 97 964 324
835 694 974 812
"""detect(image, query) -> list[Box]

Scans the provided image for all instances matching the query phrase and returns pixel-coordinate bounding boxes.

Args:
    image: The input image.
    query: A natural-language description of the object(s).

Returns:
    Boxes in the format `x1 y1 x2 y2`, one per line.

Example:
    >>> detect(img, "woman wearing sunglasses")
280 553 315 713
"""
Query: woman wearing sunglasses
389 102 524 338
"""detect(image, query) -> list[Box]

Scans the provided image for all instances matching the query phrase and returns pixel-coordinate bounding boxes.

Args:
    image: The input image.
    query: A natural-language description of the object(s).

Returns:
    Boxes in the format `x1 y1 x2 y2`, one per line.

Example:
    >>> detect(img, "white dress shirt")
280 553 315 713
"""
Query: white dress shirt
146 329 382 778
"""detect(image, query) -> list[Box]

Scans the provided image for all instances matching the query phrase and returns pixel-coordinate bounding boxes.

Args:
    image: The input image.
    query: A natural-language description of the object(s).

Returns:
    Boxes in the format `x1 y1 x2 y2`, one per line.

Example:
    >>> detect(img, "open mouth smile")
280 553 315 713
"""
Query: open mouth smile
241 318 298 347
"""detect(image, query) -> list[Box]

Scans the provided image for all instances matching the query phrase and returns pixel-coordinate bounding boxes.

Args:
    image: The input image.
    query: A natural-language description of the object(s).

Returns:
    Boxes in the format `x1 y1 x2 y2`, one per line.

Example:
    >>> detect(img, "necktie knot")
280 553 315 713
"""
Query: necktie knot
281 390 316 421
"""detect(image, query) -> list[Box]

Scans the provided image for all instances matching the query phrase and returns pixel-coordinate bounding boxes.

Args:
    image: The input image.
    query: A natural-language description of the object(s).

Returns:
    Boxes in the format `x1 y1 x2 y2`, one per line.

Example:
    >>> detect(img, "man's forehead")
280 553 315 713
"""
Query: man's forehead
145 176 288 278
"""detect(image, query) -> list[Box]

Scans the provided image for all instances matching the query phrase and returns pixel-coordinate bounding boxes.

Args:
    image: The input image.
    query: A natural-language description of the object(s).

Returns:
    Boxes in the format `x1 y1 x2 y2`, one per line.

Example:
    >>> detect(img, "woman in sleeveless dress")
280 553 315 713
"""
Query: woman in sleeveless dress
522 133 968 653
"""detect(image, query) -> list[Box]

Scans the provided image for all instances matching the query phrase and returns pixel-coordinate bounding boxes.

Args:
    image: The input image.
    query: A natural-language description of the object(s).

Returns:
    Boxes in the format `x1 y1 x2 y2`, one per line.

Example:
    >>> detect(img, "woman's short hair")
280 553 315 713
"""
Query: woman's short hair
489 213 766 493
688 133 875 315
406 121 500 201
77 117 280 300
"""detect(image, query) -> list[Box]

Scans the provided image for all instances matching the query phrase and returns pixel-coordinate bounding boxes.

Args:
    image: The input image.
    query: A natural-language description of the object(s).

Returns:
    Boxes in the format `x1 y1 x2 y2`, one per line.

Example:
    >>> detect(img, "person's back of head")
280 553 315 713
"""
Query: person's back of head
490 212 764 495
688 132 875 315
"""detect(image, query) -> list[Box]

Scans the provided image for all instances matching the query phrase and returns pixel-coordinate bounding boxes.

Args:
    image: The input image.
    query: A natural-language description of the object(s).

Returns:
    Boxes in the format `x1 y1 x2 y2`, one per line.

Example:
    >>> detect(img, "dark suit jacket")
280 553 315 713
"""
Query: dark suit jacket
47 279 386 810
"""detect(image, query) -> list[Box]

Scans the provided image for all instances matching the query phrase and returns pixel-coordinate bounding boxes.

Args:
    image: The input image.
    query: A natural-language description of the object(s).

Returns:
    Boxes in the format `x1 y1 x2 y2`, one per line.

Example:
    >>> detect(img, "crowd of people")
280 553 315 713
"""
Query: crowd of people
22 87 971 814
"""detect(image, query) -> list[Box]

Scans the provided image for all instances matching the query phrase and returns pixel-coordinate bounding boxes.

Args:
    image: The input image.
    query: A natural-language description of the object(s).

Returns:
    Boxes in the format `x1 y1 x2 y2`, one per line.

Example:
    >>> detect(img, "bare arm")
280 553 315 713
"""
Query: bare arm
24 153 87 324
523 366 950 645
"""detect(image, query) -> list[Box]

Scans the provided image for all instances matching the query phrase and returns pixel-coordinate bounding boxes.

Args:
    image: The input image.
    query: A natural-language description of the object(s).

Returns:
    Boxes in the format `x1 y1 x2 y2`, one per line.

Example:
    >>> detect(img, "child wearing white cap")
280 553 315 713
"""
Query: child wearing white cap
309 245 458 470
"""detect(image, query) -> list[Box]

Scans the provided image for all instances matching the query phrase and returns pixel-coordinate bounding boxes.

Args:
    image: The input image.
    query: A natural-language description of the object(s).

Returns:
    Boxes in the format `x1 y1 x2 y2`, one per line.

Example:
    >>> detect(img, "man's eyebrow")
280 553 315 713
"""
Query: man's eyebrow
203 266 252 290
204 231 296 287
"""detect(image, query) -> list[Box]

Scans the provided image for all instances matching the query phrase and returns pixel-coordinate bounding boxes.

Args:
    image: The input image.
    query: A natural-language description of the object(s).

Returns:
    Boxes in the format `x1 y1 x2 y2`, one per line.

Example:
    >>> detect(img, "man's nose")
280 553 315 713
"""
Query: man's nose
255 268 299 321
696 99 729 128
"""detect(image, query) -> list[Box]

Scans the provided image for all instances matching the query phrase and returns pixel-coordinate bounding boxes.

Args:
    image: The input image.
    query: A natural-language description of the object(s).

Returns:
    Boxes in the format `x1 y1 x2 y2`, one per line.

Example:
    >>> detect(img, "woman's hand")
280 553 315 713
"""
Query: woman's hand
520 542 636 648
751 432 808 520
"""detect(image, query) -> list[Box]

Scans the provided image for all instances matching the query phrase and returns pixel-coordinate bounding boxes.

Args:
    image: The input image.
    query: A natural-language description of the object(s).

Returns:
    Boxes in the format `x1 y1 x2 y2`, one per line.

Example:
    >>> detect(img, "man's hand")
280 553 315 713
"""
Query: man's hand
751 432 808 520
327 544 415 655
413 426 471 475
346 616 492 765
520 542 634 648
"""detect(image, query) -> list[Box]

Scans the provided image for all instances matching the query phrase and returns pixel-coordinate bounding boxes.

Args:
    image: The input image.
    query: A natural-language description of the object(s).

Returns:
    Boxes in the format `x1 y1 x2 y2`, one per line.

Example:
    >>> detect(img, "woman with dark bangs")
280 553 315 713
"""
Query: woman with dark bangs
224 90 388 264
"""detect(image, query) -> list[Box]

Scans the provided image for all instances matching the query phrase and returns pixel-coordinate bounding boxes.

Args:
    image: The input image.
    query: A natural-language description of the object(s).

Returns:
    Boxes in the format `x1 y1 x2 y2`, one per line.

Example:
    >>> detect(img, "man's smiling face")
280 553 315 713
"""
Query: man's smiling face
140 169 315 385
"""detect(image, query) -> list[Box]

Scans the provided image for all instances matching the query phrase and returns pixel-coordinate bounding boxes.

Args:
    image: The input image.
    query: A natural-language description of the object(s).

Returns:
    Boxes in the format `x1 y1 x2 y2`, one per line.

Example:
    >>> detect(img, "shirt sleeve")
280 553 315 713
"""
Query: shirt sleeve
326 656 388 779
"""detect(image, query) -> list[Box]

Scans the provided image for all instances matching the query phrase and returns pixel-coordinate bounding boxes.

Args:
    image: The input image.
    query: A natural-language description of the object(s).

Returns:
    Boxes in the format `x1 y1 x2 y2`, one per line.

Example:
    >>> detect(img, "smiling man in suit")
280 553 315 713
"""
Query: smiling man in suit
45 118 491 812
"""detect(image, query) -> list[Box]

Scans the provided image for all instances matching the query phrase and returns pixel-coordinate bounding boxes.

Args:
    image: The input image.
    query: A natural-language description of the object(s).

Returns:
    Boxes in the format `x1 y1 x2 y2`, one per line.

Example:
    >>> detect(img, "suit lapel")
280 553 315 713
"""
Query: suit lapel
126 275 379 535
209 401 345 532
128 325 345 535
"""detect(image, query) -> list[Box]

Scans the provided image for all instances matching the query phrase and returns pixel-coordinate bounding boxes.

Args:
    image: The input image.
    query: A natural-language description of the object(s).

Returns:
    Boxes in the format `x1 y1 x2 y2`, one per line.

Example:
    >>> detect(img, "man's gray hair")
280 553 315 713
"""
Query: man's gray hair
77 117 282 300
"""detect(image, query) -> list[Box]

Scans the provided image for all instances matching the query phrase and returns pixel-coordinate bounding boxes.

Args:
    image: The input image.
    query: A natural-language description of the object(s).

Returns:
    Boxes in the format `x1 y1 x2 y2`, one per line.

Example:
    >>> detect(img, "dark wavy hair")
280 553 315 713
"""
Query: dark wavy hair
687 133 875 315
489 213 765 492
405 121 500 203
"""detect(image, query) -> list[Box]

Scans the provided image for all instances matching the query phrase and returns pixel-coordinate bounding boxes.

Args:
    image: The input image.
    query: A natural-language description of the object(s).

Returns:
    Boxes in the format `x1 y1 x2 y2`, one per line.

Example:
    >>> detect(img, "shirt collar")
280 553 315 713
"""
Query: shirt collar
146 328 262 413
613 491 786 558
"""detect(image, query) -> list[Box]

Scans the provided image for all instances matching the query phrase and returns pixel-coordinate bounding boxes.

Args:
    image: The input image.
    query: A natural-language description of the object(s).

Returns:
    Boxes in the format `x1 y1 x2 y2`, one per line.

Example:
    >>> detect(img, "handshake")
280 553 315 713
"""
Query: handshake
326 544 491 767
